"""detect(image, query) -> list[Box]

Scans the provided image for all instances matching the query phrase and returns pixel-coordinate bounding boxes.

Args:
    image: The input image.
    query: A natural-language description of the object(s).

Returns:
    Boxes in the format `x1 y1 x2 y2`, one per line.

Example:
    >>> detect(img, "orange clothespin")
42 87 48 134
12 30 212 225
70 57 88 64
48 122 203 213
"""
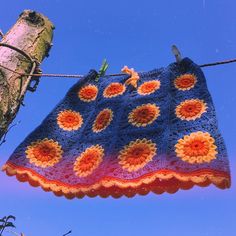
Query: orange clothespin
122 66 140 88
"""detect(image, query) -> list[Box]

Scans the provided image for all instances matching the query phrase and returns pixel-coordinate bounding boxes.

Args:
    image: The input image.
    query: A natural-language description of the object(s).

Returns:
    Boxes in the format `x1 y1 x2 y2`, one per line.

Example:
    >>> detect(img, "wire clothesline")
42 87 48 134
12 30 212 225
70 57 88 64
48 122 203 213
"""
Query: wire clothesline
0 58 236 79
0 42 236 79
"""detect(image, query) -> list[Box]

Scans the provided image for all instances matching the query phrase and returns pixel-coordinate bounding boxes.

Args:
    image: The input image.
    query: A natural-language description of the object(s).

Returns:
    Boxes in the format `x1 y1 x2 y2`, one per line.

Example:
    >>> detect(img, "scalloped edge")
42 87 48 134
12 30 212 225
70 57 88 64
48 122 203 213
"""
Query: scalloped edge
2 161 231 199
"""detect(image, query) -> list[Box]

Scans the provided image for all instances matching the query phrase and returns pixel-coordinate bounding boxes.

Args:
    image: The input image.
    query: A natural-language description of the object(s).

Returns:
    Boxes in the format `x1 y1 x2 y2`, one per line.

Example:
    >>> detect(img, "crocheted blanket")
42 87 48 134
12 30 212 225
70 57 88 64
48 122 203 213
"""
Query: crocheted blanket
2 58 231 198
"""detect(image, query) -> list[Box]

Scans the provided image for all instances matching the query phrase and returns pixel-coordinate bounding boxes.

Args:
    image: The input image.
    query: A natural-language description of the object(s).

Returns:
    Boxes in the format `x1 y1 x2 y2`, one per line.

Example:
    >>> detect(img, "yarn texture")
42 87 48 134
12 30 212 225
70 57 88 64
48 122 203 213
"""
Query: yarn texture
2 58 231 199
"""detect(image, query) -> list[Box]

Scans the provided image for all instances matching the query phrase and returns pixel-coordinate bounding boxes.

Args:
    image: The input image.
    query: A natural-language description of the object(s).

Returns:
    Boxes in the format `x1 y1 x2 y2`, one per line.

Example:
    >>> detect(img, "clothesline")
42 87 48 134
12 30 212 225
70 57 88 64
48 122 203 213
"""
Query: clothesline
0 58 236 79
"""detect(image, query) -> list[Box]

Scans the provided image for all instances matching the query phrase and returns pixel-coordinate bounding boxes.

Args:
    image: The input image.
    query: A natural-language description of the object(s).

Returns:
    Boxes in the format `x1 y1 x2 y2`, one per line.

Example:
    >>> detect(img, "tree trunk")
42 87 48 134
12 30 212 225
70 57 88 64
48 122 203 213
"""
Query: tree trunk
0 10 54 141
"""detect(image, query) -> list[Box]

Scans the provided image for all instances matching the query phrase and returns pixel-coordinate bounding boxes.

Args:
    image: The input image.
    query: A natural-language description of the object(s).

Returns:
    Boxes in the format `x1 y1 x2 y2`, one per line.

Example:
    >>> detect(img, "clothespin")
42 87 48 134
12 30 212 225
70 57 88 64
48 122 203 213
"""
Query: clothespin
171 45 182 63
95 59 109 81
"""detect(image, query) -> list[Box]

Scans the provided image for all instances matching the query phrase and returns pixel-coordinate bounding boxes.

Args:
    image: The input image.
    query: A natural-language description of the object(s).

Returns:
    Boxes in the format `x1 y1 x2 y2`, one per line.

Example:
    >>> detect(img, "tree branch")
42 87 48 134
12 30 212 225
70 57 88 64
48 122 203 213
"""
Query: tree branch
0 10 54 141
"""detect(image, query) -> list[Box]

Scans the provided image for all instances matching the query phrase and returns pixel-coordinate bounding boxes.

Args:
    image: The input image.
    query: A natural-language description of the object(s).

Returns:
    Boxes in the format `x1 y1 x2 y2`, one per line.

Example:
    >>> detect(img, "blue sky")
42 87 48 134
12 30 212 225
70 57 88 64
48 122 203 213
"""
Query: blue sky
0 1 235 235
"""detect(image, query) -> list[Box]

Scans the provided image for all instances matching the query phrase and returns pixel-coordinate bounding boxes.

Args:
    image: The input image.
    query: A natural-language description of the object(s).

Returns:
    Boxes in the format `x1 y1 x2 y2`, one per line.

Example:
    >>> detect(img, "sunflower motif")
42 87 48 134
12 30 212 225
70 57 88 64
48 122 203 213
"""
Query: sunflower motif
103 82 126 98
137 80 161 95
175 99 207 121
118 138 157 172
175 131 218 164
74 145 104 177
78 84 98 102
92 108 113 133
174 74 197 91
25 138 63 168
57 110 83 131
128 103 160 127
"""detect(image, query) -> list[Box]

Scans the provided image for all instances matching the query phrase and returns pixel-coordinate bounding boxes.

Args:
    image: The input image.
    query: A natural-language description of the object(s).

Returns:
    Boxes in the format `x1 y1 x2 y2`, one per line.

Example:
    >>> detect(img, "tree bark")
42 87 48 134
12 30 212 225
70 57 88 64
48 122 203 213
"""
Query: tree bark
0 10 54 141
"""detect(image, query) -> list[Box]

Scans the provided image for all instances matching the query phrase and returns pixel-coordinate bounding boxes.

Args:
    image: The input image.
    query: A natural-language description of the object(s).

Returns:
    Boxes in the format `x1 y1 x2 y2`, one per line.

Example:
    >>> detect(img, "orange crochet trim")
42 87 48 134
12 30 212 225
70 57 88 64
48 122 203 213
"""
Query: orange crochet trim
2 161 230 199
122 66 140 88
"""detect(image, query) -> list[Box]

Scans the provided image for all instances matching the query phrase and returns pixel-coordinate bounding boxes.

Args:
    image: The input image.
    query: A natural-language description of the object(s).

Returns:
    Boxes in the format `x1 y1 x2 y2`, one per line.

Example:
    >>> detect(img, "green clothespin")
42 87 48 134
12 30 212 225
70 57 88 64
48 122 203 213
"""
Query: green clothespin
95 59 109 81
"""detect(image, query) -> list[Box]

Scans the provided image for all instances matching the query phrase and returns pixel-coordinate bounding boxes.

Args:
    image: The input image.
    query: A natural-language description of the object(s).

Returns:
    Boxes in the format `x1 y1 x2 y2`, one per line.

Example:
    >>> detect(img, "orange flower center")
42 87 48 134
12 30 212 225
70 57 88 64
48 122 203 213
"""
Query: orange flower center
181 78 193 86
129 104 159 126
183 139 210 156
190 140 205 150
131 147 146 156
79 153 97 169
61 115 80 127
65 115 76 123
136 109 154 123
57 110 83 131
181 103 202 116
38 146 51 155
138 81 160 95
138 108 150 118
126 145 151 164
93 109 113 132
104 83 125 97
143 83 156 91
78 85 98 102
175 75 196 89
108 84 122 93
175 99 207 121
32 144 57 161
97 112 109 125
118 139 157 172
82 88 97 98
74 145 104 177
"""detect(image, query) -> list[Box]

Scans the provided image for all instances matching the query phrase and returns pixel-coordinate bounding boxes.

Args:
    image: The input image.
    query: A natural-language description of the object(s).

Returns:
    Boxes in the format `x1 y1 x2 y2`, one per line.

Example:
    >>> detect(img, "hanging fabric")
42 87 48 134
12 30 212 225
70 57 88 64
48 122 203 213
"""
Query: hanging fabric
2 58 231 199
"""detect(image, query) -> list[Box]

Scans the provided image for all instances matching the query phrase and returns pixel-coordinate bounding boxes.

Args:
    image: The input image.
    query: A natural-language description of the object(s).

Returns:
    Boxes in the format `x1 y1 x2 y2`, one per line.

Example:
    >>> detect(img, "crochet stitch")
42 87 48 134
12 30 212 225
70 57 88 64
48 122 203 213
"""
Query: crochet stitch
2 58 231 199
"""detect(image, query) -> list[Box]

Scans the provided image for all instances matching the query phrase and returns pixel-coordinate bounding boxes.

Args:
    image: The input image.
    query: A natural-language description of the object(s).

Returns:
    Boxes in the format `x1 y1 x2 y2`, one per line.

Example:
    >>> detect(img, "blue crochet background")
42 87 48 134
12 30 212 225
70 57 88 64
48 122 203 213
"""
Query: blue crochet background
5 58 230 188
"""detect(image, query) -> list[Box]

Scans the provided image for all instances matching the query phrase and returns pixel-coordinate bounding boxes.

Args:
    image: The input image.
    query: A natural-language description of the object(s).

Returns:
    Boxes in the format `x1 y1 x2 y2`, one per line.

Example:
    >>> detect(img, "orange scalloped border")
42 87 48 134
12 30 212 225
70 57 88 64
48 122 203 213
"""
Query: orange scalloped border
2 161 230 199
